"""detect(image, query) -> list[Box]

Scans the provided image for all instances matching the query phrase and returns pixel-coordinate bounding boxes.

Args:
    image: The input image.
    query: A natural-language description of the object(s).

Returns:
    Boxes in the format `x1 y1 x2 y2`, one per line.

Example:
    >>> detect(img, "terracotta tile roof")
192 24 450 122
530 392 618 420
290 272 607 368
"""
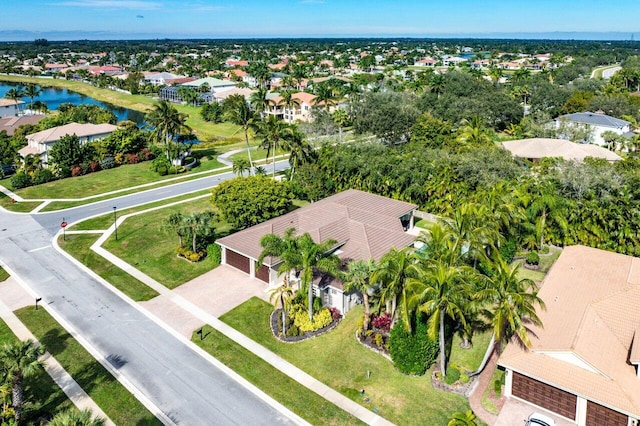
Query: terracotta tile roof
217 189 416 266
499 245 640 417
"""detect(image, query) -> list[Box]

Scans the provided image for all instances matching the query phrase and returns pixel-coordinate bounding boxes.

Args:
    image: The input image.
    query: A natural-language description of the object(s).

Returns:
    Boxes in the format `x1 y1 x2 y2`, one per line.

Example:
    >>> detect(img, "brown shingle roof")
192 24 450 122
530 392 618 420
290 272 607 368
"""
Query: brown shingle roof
499 245 640 417
217 189 416 266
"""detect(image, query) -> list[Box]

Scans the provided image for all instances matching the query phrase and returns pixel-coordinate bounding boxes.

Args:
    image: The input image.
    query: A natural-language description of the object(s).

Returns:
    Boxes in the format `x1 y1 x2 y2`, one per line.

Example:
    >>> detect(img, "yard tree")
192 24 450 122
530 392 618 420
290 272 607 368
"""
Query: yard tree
183 211 217 253
409 112 453 148
0 131 19 166
253 115 294 176
232 158 250 176
352 92 420 143
164 212 186 248
146 101 191 161
24 84 41 111
268 282 295 335
0 340 45 424
48 134 89 170
211 175 293 230
223 95 258 174
340 259 377 331
3 87 24 115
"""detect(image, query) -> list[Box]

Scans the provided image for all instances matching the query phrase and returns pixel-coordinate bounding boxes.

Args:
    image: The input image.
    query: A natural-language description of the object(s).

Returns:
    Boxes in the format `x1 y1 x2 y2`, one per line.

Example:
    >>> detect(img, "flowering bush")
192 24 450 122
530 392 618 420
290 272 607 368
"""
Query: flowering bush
290 304 333 332
176 247 205 262
371 313 392 332
71 165 83 177
89 161 101 173
126 153 140 164
328 307 342 321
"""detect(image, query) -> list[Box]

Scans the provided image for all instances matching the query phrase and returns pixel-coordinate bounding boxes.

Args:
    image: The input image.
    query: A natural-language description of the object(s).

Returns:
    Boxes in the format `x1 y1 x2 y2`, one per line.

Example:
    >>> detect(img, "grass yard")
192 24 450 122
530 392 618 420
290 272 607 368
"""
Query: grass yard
513 246 562 283
193 327 364 426
482 368 505 415
0 318 75 423
58 234 158 301
0 266 9 282
0 190 42 213
449 330 493 373
16 307 162 425
102 197 229 289
220 298 472 425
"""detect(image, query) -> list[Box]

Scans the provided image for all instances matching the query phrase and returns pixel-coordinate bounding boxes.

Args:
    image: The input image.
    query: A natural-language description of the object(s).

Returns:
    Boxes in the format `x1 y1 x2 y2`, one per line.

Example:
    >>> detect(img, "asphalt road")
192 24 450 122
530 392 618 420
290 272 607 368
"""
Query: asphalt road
0 159 298 425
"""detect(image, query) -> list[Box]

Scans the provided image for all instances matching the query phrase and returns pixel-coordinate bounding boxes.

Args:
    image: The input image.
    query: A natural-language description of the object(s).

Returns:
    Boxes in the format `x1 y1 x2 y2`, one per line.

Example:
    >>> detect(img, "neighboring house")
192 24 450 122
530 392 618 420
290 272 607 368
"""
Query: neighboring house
498 245 640 426
442 56 467 67
0 99 25 118
0 115 45 136
144 72 185 86
265 92 317 123
216 189 417 314
181 77 237 94
89 66 123 76
501 138 621 163
19 122 118 165
414 58 437 67
159 86 212 104
212 87 255 103
554 112 632 147
44 63 68 73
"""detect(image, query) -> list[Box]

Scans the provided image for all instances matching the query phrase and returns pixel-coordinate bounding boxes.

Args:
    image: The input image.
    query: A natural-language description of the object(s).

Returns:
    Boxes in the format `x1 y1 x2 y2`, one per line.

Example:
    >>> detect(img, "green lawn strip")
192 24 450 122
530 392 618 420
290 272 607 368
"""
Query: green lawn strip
69 190 210 231
0 266 10 282
220 298 472 425
449 330 493 372
0 318 75 423
193 327 364 426
58 234 158 301
102 197 228 289
15 307 162 425
0 191 42 212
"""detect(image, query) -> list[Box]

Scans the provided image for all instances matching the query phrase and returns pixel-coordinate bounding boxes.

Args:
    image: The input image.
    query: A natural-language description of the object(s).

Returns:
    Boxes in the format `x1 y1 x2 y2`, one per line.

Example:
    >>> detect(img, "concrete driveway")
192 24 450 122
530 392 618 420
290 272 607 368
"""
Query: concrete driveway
496 398 575 426
141 265 270 337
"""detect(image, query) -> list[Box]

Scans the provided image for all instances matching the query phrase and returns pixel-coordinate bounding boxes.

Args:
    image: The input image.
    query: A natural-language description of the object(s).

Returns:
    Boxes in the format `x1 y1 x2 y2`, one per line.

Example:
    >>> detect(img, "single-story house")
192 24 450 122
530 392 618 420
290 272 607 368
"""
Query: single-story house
498 245 640 426
144 72 186 86
554 112 632 147
216 189 417 313
501 138 621 163
19 122 118 165
414 58 438 67
0 115 45 136
89 66 123 76
0 99 25 118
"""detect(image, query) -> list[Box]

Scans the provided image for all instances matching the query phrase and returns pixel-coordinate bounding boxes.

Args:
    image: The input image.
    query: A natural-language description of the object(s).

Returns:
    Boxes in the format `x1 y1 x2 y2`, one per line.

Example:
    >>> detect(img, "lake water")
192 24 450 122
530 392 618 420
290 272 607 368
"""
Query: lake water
0 81 146 125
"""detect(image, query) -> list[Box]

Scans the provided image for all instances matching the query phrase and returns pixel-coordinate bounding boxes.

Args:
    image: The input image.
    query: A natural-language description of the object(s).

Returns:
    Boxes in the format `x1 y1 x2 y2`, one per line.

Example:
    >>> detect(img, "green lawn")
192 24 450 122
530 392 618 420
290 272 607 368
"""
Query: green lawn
58 234 158 301
193 328 364 425
513 246 562 283
482 368 505 415
220 298 472 425
0 191 42 213
0 266 9 282
15 307 162 425
102 197 229 289
0 318 75 423
449 330 493 373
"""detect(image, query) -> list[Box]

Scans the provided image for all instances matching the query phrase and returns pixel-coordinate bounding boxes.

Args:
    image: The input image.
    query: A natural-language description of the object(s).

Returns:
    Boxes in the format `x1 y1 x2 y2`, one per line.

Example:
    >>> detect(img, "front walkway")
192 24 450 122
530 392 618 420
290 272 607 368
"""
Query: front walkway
0 277 114 425
468 349 500 425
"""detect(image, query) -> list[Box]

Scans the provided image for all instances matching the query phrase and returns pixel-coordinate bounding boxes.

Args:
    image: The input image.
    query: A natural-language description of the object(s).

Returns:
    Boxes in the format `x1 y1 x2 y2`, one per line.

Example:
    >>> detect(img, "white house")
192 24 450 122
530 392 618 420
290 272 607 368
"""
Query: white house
0 99 25 118
181 77 237 94
19 122 118 165
265 92 318 123
554 112 632 147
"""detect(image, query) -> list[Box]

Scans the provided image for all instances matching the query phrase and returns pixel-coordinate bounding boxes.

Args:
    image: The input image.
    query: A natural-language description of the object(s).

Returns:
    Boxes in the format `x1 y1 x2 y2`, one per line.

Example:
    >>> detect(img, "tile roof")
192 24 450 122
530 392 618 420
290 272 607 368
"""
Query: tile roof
216 189 416 266
502 138 621 162
499 245 640 417
557 112 630 129
0 115 45 136
0 99 25 107
27 122 118 144
182 77 237 88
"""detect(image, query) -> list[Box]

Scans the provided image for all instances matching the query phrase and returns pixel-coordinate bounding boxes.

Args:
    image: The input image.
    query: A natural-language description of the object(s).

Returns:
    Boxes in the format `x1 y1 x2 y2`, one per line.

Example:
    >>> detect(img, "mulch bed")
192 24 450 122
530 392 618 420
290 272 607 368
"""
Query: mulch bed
269 309 340 343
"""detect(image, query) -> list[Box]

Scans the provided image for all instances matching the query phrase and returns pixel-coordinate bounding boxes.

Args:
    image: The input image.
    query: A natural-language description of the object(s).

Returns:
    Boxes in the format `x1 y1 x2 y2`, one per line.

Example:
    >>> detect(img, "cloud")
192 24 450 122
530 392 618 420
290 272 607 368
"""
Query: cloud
54 0 161 10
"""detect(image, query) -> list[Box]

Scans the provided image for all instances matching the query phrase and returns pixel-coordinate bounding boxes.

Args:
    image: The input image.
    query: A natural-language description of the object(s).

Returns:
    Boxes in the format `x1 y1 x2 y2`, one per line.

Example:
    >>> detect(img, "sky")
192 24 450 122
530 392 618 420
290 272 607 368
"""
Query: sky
3 0 640 40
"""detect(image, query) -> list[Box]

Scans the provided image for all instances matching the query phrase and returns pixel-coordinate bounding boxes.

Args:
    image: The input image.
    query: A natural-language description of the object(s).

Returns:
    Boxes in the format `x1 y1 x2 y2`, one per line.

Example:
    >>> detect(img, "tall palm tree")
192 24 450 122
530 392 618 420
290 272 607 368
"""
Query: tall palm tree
456 116 492 147
332 108 349 143
0 340 45 424
250 87 270 117
224 95 258 175
314 83 338 111
278 90 301 120
268 283 295 335
145 101 191 161
283 128 315 177
340 259 376 331
527 184 568 249
232 158 250 176
24 84 41 112
476 256 545 352
49 408 106 426
259 228 340 321
370 247 416 331
253 115 294 177
3 87 24 116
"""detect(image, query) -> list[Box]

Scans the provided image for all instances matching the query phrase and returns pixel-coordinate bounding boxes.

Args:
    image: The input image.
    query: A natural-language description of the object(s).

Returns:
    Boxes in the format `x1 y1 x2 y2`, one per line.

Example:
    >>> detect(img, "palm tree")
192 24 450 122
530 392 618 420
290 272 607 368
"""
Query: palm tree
456 116 492 147
332 108 349 143
448 410 478 426
24 84 41 112
340 259 376 331
232 158 250 176
284 128 315 177
0 340 45 424
253 115 294 177
259 228 340 321
49 408 106 426
250 87 270 117
278 90 301 120
183 211 217 253
268 283 295 335
3 87 24 116
527 185 568 249
476 256 545 352
370 247 416 331
163 212 186 248
487 66 503 85
314 83 338 111
145 101 191 161
224 95 258 175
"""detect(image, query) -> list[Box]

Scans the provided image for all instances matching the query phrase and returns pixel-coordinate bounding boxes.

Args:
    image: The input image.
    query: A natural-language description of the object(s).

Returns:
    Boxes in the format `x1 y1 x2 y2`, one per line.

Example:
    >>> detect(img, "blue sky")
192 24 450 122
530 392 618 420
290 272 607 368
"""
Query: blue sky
4 0 640 39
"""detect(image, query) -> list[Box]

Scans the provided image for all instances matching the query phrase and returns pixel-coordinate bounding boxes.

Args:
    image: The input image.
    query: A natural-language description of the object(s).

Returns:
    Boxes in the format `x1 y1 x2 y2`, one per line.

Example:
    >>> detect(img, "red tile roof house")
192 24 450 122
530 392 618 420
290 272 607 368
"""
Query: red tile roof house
216 189 417 314
498 245 640 426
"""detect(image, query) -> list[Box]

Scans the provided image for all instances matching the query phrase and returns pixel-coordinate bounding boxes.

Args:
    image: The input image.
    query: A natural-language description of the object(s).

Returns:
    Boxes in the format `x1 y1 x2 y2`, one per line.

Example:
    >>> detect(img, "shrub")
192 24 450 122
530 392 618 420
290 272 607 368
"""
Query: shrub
207 243 222 267
89 160 101 173
499 237 517 263
374 333 384 347
460 373 470 384
494 378 502 394
100 156 116 170
445 366 461 385
371 313 392 331
389 315 439 375
157 166 168 176
328 307 342 321
313 296 323 313
71 165 83 177
126 153 140 164
176 247 204 262
540 245 550 254
114 152 125 165
168 165 186 174
11 171 32 189
290 305 332 332
526 251 540 265
32 168 55 185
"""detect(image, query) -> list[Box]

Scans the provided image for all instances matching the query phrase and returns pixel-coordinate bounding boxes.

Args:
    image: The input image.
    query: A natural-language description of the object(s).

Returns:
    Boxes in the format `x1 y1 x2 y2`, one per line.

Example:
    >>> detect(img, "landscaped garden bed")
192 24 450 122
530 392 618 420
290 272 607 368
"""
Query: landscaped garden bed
270 307 341 342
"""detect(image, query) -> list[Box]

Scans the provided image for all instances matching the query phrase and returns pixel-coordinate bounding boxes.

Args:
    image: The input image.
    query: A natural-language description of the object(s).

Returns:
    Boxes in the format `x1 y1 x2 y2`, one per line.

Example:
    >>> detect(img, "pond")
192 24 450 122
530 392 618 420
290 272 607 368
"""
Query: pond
0 81 146 125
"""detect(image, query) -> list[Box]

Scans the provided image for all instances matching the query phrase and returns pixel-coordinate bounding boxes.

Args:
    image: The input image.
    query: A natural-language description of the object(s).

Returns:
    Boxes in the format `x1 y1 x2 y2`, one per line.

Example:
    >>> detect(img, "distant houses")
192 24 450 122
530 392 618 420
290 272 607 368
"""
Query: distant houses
0 99 25 118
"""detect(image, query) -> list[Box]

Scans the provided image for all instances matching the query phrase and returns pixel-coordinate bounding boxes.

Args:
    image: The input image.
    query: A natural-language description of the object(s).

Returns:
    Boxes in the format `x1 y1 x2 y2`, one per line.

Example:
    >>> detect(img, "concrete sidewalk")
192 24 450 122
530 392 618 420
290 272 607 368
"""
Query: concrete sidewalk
86 224 395 425
0 278 114 425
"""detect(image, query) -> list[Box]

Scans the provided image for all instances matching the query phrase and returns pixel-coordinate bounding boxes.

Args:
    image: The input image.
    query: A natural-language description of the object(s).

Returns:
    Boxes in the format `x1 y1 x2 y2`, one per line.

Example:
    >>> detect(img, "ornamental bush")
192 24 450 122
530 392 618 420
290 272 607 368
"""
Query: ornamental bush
290 304 332 332
445 365 461 385
526 251 540 265
207 243 222 267
389 314 439 376
11 171 32 189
